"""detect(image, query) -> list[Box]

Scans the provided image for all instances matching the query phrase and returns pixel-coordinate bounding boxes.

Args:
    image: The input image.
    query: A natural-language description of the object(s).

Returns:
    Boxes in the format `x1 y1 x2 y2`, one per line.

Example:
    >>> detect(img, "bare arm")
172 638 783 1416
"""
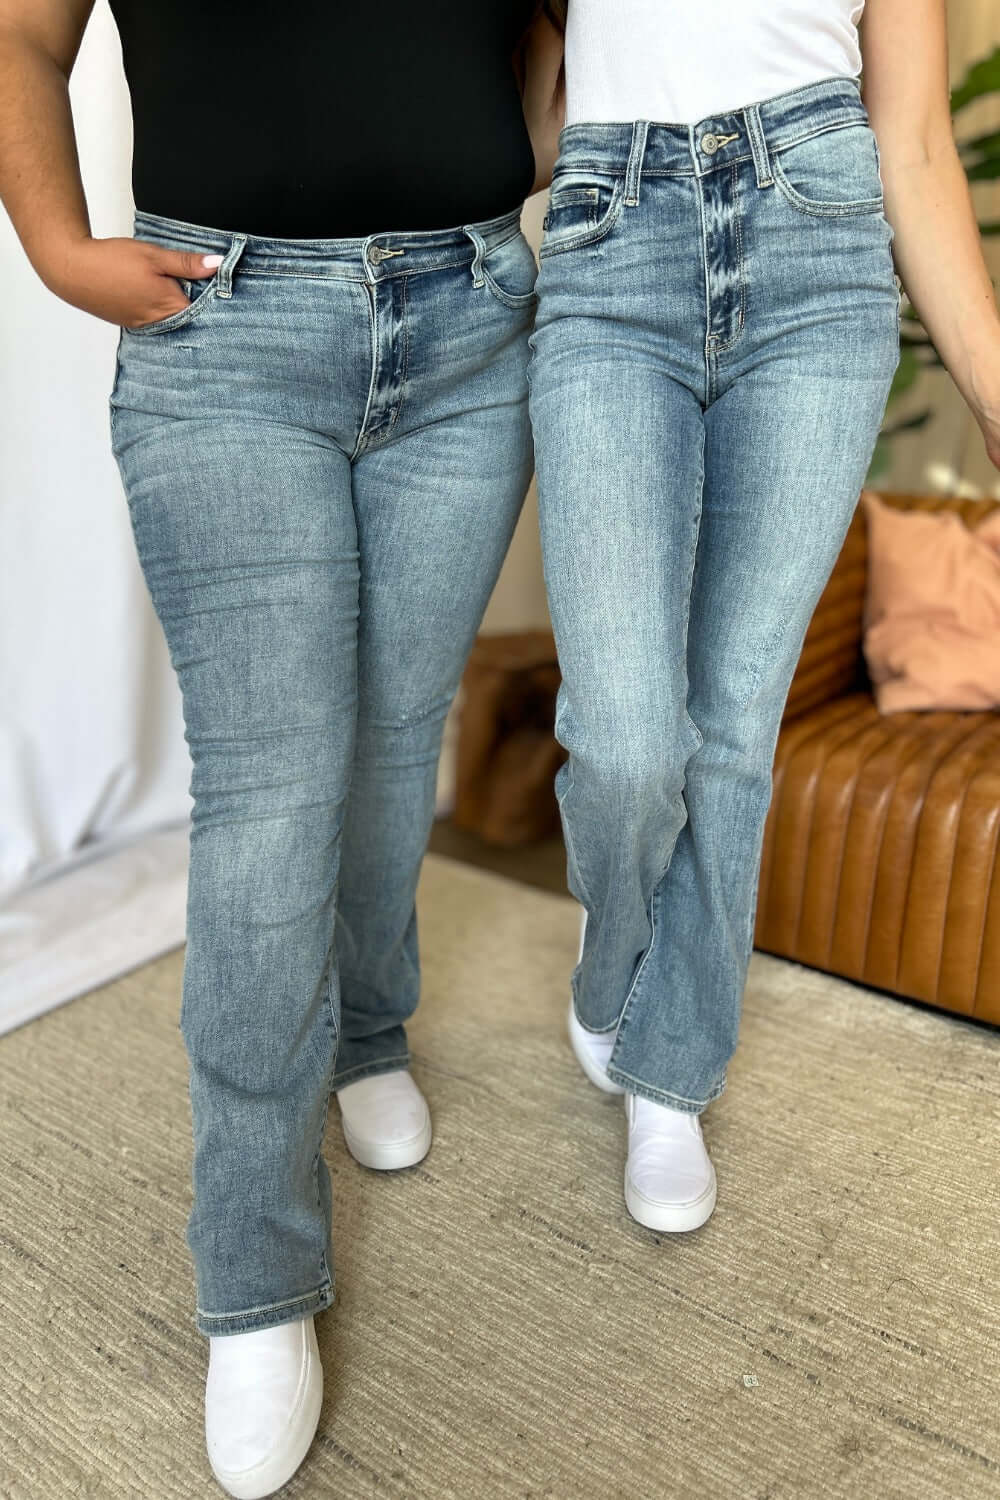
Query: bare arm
0 0 219 326
516 8 566 196
861 0 1000 469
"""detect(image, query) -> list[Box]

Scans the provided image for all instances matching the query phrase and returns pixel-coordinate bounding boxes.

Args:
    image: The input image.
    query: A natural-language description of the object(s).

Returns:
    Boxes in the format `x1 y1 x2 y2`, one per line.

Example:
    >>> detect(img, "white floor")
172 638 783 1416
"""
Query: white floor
0 823 189 1036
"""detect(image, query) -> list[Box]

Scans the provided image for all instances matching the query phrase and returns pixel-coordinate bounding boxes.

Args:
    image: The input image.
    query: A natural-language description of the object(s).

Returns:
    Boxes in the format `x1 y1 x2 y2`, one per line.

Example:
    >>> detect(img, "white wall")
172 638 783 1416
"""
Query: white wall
1 2 190 895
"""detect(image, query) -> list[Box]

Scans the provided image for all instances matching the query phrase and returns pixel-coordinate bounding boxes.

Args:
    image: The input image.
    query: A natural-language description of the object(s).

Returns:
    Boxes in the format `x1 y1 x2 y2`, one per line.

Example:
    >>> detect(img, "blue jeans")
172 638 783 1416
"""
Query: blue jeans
110 208 536 1333
528 79 900 1112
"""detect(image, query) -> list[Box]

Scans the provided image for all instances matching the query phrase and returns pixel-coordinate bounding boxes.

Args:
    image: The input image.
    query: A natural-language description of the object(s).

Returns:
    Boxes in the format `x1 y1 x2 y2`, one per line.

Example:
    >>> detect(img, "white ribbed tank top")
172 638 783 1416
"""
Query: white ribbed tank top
565 1 866 126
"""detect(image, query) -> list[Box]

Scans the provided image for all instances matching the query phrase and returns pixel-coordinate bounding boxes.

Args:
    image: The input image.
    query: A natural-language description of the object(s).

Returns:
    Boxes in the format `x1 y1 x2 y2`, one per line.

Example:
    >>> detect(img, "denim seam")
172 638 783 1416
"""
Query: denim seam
765 117 870 160
331 1053 411 1089
237 268 369 283
706 162 746 354
197 1285 331 1324
693 167 712 407
122 282 218 338
539 180 626 261
384 275 409 441
351 282 380 461
609 865 671 1052
605 1069 727 1114
607 425 704 1068
311 983 341 1296
481 264 539 312
769 156 884 219
571 999 617 1037
553 711 594 912
320 938 341 1048
554 120 867 185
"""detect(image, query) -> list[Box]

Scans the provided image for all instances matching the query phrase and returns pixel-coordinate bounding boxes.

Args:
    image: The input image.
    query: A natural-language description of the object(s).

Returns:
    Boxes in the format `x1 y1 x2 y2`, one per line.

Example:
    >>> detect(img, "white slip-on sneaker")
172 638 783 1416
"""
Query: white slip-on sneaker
569 906 626 1095
624 1092 717 1233
336 1069 432 1171
205 1315 323 1499
567 998 627 1095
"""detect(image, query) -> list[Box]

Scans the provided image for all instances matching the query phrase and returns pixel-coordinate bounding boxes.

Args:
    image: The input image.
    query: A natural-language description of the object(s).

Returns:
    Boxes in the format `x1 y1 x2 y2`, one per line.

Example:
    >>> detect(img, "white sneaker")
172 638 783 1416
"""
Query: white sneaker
624 1092 717 1233
336 1069 432 1170
205 1315 323 1499
567 999 627 1095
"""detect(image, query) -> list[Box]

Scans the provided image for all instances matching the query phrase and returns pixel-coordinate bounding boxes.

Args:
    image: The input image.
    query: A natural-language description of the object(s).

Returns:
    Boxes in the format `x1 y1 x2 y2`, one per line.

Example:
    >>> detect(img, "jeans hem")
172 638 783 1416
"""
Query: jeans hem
607 1068 727 1115
570 995 620 1036
329 1053 412 1092
196 1281 334 1337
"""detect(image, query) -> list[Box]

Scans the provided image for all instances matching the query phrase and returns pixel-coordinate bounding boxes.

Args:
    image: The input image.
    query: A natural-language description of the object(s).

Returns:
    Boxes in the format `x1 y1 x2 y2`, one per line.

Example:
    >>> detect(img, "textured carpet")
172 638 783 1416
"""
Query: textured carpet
1 854 998 1500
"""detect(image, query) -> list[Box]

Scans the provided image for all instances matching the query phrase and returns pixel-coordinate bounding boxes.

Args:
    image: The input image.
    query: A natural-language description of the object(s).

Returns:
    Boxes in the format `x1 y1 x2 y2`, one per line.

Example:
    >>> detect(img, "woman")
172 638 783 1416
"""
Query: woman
0 2 564 1495
529 0 1000 1233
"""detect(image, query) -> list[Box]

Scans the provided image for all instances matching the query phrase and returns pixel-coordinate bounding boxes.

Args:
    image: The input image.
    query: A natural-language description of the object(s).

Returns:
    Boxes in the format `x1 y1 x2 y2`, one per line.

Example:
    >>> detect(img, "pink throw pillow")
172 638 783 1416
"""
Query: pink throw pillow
862 493 1000 714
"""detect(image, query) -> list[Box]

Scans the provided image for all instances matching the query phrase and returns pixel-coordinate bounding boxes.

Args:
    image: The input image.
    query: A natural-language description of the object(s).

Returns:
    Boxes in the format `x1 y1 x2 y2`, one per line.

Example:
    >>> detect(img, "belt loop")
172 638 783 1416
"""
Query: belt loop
745 105 774 189
624 120 650 207
216 232 248 298
464 224 487 288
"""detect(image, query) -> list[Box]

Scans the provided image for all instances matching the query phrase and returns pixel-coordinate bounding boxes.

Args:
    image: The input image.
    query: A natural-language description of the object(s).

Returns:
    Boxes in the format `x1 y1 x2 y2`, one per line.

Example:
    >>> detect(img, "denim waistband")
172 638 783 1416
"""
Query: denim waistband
131 205 525 283
556 77 869 189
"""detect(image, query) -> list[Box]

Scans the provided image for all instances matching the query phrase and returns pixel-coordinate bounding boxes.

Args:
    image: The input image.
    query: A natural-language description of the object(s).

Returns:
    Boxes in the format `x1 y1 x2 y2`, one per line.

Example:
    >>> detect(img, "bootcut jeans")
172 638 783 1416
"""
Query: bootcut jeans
528 78 900 1112
110 206 537 1333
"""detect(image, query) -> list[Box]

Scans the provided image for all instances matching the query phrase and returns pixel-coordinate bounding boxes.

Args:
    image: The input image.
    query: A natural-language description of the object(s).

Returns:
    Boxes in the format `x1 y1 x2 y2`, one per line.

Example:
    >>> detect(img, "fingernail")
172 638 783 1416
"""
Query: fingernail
202 254 224 268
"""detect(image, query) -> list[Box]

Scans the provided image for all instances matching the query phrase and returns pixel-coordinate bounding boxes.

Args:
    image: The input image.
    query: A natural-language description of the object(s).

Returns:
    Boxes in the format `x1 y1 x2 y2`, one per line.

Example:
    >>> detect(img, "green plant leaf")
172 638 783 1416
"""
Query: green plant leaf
959 128 1000 156
867 438 892 482
951 46 1000 113
886 347 923 405
966 159 1000 183
881 410 934 437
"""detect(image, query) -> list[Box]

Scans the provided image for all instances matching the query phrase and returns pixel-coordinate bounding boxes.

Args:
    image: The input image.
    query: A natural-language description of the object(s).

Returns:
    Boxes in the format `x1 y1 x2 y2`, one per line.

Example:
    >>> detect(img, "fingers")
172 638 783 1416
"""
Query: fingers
153 247 225 280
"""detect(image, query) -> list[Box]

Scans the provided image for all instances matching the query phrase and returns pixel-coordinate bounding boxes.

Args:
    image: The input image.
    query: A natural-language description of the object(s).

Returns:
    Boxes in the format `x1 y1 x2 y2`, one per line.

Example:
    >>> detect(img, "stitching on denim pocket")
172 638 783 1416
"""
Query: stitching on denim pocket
480 233 539 310
539 177 626 259
771 157 884 218
123 273 219 336
769 125 885 220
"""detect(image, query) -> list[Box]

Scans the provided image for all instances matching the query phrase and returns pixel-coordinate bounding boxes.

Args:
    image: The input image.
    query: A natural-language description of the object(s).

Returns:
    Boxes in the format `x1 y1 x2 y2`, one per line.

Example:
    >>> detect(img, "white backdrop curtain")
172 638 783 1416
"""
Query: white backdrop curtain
1 5 190 1028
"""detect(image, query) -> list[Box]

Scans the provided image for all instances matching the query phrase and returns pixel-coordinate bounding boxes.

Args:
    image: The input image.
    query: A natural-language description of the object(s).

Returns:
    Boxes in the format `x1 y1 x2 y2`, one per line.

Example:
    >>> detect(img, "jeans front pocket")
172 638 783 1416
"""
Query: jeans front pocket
771 122 885 218
123 271 220 336
123 229 246 335
480 230 539 311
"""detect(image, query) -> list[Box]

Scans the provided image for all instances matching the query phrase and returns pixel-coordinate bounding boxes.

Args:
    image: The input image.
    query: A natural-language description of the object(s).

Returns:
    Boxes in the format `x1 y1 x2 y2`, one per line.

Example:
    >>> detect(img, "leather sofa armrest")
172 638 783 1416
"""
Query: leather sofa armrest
783 500 870 722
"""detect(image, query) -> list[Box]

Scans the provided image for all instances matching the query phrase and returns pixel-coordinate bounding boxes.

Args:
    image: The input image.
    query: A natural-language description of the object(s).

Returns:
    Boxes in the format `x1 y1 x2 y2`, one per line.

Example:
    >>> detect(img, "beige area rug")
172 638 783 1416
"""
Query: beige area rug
1 855 998 1500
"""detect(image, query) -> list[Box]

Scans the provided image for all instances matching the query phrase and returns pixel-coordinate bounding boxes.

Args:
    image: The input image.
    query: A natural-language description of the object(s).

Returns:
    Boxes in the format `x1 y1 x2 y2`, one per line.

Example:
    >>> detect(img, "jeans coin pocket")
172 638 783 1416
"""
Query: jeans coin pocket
540 172 623 257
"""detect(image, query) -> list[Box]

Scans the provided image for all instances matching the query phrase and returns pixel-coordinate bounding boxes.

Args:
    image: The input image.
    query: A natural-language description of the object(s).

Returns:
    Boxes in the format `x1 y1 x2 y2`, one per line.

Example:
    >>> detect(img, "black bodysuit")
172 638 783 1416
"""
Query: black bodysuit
107 1 537 239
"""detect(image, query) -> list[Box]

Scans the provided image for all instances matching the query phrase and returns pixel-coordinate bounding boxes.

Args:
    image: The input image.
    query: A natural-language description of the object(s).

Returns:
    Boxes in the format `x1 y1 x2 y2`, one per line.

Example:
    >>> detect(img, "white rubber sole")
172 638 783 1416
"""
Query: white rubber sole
208 1320 323 1500
624 1167 718 1234
567 999 626 1096
340 1114 432 1172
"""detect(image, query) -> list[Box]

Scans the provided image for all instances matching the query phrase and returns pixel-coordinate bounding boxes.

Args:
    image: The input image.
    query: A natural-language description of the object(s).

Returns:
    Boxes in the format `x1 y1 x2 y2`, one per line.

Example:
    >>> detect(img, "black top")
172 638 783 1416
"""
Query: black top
108 1 537 239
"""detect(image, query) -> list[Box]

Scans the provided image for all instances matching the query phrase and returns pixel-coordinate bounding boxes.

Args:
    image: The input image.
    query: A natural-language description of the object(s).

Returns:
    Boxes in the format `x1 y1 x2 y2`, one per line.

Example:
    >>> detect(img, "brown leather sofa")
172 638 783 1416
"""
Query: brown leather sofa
456 491 1000 1026
755 490 1000 1025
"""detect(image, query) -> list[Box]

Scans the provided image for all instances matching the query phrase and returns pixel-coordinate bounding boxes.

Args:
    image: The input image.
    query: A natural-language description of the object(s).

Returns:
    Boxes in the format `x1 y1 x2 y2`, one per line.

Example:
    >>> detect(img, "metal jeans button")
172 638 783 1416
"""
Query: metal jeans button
368 245 388 264
701 133 720 155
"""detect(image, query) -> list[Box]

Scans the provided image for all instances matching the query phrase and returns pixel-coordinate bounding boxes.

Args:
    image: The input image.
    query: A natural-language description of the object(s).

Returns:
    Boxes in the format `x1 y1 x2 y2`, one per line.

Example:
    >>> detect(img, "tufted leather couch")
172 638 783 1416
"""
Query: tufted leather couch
755 491 1000 1025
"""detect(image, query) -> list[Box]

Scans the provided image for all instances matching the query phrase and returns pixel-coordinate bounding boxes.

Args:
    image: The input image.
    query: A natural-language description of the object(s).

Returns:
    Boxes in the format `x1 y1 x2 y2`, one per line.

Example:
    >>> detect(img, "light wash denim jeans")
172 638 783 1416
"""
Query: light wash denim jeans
528 79 900 1113
110 207 536 1334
